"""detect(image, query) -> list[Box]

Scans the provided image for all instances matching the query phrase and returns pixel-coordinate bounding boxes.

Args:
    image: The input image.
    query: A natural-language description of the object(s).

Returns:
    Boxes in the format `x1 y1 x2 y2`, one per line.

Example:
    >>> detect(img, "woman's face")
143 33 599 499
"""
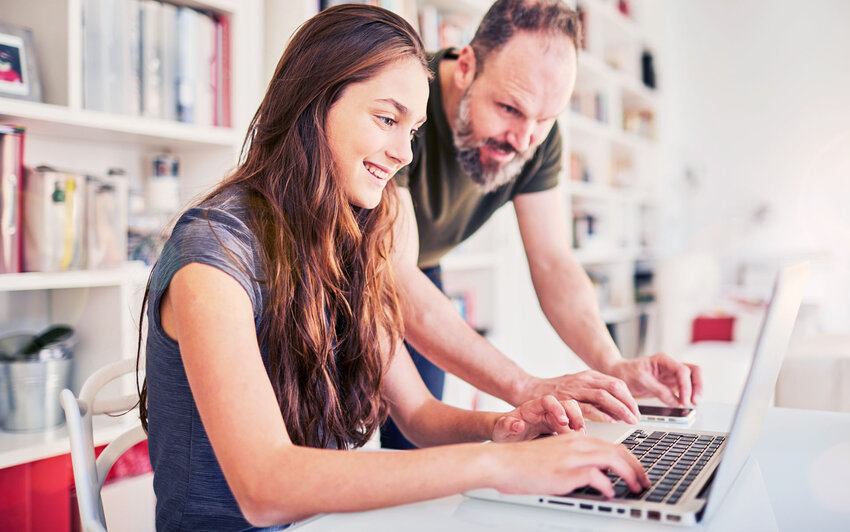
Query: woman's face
326 57 429 209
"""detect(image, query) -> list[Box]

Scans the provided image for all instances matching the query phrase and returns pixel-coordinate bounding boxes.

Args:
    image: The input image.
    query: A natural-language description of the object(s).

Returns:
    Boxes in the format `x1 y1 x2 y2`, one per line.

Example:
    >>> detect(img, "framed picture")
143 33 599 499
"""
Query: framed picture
0 22 42 102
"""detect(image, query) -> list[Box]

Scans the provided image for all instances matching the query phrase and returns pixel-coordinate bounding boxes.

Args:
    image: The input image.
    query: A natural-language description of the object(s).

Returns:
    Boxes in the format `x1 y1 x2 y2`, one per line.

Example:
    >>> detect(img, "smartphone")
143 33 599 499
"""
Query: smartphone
638 405 696 423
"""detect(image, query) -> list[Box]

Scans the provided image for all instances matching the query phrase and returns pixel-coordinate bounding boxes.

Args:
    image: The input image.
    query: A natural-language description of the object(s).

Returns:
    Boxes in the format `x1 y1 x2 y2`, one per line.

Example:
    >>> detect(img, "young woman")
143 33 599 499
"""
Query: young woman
137 5 648 530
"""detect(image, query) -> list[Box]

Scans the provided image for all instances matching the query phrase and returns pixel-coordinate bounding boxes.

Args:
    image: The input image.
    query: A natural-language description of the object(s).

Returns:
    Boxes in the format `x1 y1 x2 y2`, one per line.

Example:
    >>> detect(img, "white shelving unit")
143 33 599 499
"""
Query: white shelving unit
0 0 263 468
562 0 662 358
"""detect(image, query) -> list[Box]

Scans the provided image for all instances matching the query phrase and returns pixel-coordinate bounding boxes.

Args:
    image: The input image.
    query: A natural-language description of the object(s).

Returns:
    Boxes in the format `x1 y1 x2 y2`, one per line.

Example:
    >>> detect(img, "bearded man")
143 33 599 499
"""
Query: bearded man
385 0 702 449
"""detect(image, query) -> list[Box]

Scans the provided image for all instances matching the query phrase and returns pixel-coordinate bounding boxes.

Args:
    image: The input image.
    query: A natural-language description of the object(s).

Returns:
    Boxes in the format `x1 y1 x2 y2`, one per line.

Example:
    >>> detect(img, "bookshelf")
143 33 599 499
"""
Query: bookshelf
562 0 662 359
0 0 263 466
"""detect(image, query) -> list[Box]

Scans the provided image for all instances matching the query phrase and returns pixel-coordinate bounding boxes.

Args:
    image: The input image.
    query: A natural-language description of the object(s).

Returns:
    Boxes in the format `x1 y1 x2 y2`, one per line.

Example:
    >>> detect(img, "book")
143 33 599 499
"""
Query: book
216 13 232 127
195 10 215 127
124 0 143 116
160 1 179 121
141 0 164 118
177 6 199 123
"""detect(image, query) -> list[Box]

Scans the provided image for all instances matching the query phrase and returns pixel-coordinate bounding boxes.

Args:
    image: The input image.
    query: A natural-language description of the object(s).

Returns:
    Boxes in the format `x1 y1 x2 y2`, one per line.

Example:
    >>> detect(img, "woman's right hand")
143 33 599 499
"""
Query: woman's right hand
490 433 650 498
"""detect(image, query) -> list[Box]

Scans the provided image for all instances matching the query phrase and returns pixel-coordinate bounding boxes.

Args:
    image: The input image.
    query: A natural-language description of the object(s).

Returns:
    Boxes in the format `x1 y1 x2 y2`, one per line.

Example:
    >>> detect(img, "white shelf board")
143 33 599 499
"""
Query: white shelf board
567 180 638 202
573 246 640 265
600 306 639 323
441 252 498 272
0 415 132 469
0 263 151 292
565 111 653 151
422 0 490 15
0 98 239 149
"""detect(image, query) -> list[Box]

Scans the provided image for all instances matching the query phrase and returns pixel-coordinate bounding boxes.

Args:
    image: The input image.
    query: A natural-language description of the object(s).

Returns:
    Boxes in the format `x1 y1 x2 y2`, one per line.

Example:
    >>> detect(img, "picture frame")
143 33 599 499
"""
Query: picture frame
0 22 42 102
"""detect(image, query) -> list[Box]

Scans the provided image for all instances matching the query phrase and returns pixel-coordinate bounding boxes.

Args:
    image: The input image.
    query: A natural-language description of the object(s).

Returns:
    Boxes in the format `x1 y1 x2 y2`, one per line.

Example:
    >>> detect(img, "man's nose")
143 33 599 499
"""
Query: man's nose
507 119 535 153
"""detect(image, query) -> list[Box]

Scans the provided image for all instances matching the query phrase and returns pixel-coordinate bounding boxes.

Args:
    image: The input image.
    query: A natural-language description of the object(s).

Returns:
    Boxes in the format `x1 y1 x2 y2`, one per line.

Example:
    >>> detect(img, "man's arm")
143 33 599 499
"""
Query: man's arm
392 187 639 421
513 187 703 407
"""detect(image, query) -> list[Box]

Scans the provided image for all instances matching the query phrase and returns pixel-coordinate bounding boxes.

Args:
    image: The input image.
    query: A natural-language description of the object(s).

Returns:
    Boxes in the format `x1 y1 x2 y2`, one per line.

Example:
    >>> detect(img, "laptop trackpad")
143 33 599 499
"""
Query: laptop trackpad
586 420 633 442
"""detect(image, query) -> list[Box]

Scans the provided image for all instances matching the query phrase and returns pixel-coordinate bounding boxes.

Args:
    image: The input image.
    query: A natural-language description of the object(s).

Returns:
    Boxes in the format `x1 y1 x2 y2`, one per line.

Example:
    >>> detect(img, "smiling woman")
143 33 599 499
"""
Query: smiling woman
327 62 428 209
134 4 646 531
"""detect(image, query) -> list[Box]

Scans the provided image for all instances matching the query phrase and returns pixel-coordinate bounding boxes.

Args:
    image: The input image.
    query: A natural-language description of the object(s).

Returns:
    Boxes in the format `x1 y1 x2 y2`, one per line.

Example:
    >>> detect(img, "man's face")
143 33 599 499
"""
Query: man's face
453 32 577 192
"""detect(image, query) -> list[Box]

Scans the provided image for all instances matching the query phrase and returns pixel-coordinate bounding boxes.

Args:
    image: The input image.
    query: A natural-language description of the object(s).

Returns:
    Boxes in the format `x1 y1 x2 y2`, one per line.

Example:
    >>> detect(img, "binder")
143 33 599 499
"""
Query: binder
0 126 24 273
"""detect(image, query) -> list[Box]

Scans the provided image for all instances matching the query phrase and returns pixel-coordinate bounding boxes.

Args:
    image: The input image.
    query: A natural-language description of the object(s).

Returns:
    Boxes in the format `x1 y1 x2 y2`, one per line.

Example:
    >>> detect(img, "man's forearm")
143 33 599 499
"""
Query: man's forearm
530 256 623 373
400 270 534 406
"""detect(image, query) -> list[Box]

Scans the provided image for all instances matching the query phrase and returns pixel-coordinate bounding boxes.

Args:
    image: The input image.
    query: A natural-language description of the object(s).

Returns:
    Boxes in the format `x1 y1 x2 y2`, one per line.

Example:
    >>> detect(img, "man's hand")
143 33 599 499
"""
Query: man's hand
605 353 703 407
493 395 585 442
522 370 640 424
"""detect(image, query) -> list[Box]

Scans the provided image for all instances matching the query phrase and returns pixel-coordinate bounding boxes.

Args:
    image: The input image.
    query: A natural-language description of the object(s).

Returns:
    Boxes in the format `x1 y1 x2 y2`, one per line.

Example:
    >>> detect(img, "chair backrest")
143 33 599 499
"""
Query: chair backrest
60 357 147 532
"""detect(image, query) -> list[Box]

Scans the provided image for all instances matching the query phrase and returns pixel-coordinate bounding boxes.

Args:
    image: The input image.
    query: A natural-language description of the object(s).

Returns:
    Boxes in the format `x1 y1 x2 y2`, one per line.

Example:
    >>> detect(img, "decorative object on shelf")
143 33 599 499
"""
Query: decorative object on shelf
623 107 654 138
0 125 24 273
0 325 76 432
23 166 87 272
570 151 590 182
0 22 42 103
641 49 656 89
146 152 180 213
86 172 129 269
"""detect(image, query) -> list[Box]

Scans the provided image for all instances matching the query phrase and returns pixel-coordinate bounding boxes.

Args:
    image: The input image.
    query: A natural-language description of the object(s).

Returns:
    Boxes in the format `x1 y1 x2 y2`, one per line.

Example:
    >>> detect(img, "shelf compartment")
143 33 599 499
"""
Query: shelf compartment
0 98 240 149
574 247 640 265
0 263 150 292
0 415 133 470
441 252 498 272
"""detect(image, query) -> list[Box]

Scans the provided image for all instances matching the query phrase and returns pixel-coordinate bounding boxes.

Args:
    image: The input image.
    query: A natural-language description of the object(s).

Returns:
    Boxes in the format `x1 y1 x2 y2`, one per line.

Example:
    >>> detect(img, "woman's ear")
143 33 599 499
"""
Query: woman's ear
454 45 477 91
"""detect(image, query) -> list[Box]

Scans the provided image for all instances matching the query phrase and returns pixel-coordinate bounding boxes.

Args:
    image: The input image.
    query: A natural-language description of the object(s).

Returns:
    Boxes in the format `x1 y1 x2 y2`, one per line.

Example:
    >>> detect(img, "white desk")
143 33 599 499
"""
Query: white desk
293 404 850 531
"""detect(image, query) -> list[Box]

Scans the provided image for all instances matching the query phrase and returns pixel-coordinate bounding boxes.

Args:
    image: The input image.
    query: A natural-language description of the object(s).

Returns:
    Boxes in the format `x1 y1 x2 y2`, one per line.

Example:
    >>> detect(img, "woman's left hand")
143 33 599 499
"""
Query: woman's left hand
493 395 585 442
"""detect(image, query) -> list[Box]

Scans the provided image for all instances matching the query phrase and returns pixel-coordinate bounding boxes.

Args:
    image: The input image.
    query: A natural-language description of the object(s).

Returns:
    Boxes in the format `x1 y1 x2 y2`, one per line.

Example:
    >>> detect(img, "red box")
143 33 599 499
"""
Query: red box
691 315 735 343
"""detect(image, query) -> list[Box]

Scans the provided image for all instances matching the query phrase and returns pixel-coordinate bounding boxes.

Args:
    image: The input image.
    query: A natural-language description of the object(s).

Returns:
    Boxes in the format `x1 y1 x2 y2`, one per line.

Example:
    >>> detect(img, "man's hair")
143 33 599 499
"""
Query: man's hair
469 0 582 73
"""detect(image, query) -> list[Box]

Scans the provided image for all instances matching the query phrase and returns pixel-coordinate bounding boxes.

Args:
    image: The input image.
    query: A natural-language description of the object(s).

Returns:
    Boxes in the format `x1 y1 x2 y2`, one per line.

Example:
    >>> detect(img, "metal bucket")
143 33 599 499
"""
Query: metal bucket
0 326 75 431
0 357 73 431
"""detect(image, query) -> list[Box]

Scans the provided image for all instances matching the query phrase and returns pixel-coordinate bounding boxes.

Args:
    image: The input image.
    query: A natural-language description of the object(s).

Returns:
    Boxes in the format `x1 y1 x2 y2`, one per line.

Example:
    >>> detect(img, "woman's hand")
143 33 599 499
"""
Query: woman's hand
493 395 585 442
491 433 650 498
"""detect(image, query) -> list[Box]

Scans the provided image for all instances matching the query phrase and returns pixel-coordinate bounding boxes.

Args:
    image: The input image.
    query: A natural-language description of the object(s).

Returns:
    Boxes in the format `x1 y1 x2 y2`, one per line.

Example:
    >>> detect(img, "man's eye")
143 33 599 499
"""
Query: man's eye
501 104 520 116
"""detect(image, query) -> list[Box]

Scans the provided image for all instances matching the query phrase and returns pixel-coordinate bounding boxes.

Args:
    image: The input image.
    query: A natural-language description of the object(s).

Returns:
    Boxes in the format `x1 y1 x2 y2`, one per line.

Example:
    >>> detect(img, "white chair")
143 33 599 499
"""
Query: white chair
60 357 148 532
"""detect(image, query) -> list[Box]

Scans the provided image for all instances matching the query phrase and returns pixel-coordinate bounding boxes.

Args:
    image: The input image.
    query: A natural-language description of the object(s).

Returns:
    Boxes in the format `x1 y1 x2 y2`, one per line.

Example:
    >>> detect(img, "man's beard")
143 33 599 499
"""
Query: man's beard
453 88 534 194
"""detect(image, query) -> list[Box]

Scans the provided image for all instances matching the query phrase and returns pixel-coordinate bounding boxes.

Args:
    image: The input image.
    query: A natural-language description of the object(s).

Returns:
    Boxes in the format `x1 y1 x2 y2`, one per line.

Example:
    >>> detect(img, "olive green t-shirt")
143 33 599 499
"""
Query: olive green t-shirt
396 49 563 268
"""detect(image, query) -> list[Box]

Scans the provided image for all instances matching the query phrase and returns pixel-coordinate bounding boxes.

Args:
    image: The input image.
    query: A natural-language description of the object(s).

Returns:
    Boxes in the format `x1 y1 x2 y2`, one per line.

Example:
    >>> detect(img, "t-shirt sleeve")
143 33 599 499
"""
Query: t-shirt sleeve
514 121 563 196
149 206 263 318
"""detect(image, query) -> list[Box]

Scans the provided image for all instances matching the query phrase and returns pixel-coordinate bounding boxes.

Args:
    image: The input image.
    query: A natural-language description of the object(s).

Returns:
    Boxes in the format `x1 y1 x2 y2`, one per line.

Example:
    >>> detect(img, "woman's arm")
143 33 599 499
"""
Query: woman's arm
163 263 648 528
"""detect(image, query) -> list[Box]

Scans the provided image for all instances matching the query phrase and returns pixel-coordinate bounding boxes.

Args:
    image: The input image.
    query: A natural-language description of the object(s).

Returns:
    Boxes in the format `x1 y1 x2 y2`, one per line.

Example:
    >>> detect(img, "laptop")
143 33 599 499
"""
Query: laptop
466 262 809 526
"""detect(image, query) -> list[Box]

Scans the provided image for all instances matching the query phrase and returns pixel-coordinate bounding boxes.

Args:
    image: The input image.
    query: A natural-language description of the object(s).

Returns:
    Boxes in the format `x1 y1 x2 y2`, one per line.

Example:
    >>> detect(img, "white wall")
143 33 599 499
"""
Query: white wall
658 0 850 333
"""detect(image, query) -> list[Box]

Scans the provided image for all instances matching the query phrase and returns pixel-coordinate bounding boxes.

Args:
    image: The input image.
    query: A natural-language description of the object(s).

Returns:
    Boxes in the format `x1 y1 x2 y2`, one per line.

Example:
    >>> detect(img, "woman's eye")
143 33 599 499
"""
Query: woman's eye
378 116 397 127
410 128 421 139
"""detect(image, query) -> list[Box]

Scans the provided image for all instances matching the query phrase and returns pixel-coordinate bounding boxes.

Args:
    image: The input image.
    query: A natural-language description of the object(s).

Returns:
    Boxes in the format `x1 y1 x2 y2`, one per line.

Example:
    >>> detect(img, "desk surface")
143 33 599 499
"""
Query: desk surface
293 404 850 531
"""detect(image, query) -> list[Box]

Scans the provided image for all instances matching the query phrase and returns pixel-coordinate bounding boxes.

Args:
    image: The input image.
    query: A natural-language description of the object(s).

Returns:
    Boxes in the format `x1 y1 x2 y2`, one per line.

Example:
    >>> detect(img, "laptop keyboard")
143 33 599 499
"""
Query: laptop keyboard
570 429 726 504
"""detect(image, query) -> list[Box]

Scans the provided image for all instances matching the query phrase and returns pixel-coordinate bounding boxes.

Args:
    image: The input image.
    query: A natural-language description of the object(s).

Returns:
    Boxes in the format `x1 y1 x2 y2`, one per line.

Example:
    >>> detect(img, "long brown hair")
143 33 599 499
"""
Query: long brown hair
137 4 429 449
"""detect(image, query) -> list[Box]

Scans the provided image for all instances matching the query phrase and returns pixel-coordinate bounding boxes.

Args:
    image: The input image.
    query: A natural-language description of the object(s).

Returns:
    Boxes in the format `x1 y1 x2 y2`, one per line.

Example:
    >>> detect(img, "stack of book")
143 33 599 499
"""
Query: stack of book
82 0 231 127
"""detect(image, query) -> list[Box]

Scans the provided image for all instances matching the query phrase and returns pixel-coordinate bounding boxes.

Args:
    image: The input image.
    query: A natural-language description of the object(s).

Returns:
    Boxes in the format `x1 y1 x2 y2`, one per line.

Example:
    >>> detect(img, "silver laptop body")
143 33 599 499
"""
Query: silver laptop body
466 263 809 526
